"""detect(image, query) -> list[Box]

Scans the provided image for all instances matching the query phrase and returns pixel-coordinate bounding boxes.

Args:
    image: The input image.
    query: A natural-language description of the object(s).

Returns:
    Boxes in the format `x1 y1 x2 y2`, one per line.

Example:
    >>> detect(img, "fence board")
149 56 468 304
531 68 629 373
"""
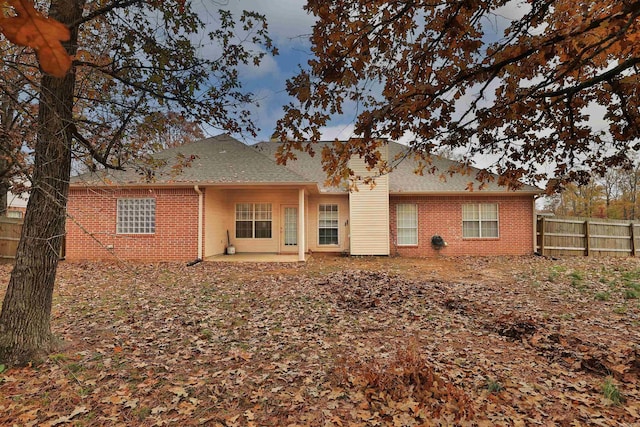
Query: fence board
0 217 23 260
537 216 639 257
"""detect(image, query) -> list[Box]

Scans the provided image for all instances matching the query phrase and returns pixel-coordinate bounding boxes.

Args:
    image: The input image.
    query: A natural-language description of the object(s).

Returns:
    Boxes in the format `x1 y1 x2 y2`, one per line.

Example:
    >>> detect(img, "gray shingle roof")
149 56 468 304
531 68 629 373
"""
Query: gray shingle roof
71 134 312 186
253 141 347 193
71 134 540 194
254 140 541 194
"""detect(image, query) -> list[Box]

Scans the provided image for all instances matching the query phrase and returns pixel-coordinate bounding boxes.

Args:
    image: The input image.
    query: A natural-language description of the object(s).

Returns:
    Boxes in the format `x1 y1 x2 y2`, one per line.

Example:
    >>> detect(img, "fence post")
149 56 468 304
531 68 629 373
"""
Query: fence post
631 222 636 257
585 220 591 257
539 217 545 256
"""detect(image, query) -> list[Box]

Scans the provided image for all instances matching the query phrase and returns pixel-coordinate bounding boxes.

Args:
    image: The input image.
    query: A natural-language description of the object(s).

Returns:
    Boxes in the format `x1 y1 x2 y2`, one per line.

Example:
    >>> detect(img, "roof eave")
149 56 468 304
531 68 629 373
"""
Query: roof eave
69 180 320 192
389 190 542 196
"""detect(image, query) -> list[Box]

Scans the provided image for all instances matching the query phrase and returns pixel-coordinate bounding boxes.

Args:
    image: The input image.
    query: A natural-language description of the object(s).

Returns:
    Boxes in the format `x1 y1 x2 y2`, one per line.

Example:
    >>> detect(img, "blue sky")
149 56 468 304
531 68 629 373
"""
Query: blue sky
209 0 538 149
203 0 325 144
199 0 378 145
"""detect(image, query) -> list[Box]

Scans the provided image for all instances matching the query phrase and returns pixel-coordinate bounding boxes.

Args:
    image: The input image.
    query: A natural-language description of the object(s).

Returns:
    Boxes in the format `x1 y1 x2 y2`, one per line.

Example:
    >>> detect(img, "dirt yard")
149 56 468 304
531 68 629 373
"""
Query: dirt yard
0 255 639 426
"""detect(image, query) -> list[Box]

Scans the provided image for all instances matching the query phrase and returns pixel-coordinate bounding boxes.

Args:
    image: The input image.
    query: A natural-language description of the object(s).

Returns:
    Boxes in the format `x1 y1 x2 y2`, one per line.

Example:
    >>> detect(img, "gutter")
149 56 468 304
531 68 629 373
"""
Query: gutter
194 185 203 260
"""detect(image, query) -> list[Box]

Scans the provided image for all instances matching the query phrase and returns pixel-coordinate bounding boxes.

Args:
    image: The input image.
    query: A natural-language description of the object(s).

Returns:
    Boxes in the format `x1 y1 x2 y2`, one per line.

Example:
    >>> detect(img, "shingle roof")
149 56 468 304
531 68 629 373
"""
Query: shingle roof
253 141 347 193
71 134 312 186
71 134 540 194
254 140 541 194
386 142 541 193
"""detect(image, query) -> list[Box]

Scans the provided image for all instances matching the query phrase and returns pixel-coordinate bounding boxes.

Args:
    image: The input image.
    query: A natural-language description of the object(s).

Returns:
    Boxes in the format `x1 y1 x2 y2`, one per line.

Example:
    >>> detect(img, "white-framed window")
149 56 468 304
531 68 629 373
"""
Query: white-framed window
235 203 272 239
462 203 499 238
6 210 22 219
318 204 339 245
117 198 156 234
396 204 418 245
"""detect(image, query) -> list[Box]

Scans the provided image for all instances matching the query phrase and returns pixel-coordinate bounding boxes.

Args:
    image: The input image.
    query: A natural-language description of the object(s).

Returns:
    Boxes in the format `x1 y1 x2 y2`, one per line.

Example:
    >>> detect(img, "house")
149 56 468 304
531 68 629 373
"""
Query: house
66 134 541 261
6 191 28 219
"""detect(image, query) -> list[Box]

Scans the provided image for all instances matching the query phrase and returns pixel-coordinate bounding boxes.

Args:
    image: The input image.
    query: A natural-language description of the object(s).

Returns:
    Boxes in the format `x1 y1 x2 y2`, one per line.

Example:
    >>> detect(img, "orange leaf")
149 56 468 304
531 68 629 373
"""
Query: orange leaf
0 0 71 77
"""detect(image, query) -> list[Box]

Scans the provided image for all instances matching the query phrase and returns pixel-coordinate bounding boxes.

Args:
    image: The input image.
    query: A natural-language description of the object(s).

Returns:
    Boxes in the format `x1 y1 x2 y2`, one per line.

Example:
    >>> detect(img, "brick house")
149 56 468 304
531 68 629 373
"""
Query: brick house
66 134 541 261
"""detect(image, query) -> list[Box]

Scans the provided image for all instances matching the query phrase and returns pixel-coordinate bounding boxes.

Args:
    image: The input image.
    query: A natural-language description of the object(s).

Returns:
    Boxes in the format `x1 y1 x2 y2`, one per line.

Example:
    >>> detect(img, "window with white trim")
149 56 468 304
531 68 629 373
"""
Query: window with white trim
318 204 339 245
235 203 272 239
396 204 418 245
117 198 156 234
462 203 499 238
7 210 22 219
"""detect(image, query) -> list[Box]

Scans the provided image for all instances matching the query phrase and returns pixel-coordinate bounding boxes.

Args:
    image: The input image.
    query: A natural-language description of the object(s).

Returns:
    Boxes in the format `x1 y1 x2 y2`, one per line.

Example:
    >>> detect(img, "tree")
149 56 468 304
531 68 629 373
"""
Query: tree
0 41 39 216
547 180 605 217
276 0 640 190
0 0 275 366
615 163 640 219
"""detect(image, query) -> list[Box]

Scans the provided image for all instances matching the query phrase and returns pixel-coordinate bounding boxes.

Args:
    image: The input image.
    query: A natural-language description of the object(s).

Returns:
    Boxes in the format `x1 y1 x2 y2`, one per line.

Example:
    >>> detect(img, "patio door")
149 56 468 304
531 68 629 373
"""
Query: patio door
280 205 298 252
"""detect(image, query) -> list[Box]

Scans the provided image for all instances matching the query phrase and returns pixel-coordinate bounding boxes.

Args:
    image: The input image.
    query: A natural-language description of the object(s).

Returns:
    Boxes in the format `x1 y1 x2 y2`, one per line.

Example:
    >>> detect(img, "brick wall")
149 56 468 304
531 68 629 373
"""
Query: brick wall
66 187 200 261
389 195 534 257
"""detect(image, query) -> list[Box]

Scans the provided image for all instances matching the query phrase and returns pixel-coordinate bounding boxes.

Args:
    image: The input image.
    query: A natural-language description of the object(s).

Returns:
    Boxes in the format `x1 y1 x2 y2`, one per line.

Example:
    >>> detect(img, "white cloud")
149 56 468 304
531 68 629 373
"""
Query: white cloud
319 123 356 140
209 0 316 46
237 44 281 79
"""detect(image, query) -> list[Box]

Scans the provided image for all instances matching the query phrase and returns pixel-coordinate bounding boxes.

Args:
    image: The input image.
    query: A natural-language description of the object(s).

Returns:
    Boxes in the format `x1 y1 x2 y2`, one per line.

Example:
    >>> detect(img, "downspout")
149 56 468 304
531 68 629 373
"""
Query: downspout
533 195 539 254
194 185 203 260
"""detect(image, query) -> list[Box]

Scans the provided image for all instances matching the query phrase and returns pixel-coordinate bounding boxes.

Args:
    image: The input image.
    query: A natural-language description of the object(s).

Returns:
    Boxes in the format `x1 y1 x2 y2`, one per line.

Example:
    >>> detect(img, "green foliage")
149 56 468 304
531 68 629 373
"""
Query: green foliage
0 363 5 374
595 292 610 301
613 305 628 315
49 353 67 362
602 377 624 405
486 379 504 394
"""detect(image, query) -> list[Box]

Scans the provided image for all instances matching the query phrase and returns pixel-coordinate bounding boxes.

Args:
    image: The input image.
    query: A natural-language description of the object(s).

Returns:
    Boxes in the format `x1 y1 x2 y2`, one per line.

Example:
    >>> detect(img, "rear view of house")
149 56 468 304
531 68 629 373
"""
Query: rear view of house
66 134 540 261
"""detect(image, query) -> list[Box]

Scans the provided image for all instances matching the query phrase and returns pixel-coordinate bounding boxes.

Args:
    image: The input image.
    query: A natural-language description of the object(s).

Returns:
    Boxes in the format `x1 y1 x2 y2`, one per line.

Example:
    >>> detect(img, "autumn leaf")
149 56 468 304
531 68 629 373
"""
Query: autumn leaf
0 0 71 77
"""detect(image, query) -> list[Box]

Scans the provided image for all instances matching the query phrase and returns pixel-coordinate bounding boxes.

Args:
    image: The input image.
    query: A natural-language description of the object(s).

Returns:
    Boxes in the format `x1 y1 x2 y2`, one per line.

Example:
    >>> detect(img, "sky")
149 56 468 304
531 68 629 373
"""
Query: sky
207 0 536 147
190 0 618 189
203 0 362 145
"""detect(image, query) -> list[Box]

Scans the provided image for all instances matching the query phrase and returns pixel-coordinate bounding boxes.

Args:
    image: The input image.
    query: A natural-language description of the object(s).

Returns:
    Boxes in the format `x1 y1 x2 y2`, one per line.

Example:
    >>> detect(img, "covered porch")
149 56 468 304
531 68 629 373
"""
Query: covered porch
202 185 310 262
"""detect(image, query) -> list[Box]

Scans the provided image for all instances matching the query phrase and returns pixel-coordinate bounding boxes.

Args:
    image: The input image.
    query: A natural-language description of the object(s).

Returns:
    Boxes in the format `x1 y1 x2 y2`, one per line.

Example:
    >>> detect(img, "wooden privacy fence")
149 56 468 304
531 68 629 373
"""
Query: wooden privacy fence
0 217 23 260
537 216 640 257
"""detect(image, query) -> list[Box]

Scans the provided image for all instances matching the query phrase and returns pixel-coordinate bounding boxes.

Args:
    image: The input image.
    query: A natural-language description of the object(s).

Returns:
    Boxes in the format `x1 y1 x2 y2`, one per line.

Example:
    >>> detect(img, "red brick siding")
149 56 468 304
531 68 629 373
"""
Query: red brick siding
66 188 200 261
389 195 534 257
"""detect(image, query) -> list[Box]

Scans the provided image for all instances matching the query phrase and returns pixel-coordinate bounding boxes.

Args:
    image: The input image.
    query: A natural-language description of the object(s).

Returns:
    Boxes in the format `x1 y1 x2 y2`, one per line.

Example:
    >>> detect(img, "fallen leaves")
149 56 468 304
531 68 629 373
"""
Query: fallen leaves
0 0 71 77
0 255 638 425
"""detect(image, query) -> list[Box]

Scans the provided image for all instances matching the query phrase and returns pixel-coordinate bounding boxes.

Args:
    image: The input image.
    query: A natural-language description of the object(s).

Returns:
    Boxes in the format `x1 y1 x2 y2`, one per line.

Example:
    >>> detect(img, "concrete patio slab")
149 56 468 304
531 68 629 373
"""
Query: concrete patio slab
205 253 304 263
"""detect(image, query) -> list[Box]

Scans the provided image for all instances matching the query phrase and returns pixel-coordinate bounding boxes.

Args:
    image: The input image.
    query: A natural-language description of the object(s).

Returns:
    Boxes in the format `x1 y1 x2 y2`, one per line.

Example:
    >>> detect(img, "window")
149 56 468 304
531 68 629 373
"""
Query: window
319 204 339 245
397 204 418 245
235 203 272 239
117 198 155 234
462 203 498 238
7 210 22 219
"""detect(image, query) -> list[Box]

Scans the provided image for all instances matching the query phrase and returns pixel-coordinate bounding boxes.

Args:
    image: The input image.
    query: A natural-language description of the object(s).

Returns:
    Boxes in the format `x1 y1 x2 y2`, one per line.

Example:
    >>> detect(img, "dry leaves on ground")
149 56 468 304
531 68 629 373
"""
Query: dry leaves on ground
0 255 638 426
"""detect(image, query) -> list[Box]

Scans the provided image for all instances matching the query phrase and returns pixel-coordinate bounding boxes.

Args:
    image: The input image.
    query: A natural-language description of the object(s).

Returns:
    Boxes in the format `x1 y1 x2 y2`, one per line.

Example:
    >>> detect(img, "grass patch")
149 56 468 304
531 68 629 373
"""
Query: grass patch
570 271 587 291
602 377 624 405
613 305 627 315
486 379 504 393
595 292 610 301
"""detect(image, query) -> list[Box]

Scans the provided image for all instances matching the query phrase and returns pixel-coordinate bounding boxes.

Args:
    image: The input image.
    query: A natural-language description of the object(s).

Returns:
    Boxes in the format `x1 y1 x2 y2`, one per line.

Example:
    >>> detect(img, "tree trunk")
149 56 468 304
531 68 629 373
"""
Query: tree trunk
0 181 7 217
0 0 84 367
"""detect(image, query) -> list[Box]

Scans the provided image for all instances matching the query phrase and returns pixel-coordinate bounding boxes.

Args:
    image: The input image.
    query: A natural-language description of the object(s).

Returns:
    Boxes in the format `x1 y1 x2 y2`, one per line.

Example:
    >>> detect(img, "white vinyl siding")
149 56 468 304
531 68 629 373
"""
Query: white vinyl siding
318 204 339 245
348 143 390 255
396 204 418 245
236 203 272 239
117 198 156 234
462 203 499 238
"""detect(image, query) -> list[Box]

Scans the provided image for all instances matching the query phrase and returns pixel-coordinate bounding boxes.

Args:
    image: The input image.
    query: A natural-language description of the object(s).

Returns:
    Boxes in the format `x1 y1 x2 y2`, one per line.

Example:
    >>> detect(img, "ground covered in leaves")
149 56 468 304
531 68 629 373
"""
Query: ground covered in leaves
1 255 639 426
